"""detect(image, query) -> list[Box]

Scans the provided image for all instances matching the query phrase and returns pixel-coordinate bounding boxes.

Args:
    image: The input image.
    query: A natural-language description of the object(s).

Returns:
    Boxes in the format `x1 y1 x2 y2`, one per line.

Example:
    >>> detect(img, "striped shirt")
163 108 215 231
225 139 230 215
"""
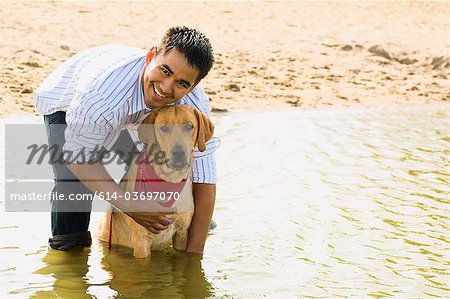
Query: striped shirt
34 45 220 183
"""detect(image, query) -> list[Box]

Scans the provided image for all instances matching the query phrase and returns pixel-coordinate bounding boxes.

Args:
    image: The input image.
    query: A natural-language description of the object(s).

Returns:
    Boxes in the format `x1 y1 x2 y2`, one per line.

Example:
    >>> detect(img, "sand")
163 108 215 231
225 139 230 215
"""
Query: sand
0 1 449 115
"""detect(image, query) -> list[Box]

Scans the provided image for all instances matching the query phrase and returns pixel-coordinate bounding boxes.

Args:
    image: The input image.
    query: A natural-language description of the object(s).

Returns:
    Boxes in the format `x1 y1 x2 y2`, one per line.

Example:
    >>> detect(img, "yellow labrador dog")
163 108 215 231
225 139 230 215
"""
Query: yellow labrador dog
96 105 214 258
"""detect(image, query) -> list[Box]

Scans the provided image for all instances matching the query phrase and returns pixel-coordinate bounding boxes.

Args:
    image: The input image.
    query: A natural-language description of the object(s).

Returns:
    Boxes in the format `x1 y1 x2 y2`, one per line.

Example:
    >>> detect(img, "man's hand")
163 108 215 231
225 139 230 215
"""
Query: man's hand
125 211 174 234
124 195 177 233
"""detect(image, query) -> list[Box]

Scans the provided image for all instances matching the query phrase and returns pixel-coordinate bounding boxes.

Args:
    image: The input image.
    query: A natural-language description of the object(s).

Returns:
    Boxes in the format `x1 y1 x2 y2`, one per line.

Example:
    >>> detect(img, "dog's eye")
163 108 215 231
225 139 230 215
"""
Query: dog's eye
184 124 193 131
160 125 170 133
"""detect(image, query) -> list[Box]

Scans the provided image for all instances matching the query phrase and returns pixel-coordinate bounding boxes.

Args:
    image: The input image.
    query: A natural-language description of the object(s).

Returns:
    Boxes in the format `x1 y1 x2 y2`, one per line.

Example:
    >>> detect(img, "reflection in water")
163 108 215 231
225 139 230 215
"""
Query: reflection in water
29 244 212 298
98 245 212 298
31 248 91 298
1 107 449 298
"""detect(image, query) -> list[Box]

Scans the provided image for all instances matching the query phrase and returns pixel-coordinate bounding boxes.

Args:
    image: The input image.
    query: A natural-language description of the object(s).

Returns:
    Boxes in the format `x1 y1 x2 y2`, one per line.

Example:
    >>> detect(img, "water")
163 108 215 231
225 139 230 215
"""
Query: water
1 107 449 298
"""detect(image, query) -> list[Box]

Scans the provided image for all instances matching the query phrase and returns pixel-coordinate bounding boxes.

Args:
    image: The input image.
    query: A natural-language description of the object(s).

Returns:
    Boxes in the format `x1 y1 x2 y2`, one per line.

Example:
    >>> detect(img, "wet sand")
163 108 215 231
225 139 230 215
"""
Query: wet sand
0 1 449 115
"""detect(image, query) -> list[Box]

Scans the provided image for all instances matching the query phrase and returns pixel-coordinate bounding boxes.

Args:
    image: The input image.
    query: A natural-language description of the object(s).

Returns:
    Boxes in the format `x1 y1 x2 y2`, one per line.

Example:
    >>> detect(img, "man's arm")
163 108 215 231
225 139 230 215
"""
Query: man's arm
186 183 216 253
67 161 174 234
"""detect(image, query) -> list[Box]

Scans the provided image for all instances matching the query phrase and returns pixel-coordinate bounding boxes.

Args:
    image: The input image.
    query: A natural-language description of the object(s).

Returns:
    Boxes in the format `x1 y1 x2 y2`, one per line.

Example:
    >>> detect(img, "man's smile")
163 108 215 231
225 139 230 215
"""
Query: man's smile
153 84 171 100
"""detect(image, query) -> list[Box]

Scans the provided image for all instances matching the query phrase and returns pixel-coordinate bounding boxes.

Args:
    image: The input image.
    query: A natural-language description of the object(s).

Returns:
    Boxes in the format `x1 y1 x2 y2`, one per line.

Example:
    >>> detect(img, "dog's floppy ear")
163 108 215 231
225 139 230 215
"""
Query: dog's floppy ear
193 109 215 152
138 110 159 145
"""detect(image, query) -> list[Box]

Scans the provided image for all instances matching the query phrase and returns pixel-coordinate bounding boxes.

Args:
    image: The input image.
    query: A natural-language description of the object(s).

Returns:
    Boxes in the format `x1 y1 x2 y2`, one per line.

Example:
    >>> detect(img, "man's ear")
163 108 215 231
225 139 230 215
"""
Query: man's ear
145 47 156 65
138 110 159 145
193 109 214 152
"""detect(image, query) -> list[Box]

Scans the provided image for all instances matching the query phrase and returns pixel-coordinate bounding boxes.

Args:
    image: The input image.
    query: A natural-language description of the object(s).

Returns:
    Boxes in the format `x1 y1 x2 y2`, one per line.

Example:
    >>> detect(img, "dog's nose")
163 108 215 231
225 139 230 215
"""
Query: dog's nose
172 146 186 159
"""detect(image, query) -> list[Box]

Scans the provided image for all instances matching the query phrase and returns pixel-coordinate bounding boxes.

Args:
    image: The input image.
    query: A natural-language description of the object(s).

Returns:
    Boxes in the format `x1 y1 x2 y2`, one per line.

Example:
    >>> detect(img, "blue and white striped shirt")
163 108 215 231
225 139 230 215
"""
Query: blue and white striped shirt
34 45 220 183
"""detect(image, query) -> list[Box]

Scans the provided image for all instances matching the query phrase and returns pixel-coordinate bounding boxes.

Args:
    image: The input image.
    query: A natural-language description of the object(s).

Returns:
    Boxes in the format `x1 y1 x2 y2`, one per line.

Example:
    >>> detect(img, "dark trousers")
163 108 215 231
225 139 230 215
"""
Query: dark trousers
44 111 138 250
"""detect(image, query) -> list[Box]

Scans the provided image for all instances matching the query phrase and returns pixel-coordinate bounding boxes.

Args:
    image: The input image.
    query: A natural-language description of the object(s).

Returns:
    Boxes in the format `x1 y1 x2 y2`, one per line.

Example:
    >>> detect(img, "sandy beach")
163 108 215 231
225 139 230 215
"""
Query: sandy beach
0 1 449 115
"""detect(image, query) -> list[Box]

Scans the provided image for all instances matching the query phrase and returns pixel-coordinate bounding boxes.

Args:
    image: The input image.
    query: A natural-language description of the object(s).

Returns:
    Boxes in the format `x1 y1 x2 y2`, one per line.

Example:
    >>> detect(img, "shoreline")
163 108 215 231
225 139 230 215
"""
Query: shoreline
1 102 448 121
1 97 449 118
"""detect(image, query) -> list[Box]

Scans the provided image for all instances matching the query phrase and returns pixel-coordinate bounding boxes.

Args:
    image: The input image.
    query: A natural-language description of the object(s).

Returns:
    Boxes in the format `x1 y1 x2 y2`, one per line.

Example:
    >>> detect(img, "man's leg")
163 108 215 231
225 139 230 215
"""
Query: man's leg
44 111 92 250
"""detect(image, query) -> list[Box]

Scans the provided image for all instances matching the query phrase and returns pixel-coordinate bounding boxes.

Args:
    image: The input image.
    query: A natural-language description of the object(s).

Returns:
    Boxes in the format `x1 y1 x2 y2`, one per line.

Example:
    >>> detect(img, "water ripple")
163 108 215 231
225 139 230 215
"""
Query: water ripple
1 107 449 298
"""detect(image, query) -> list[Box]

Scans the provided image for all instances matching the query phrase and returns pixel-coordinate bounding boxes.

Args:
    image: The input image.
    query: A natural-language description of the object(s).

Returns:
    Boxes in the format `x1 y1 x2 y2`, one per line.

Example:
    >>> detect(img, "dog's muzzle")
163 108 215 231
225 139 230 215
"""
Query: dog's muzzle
169 145 188 170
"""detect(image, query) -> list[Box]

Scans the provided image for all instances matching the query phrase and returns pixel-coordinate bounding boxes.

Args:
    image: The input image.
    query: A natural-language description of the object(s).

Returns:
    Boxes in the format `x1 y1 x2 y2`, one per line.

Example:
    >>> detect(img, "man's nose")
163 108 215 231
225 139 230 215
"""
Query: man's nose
160 78 175 95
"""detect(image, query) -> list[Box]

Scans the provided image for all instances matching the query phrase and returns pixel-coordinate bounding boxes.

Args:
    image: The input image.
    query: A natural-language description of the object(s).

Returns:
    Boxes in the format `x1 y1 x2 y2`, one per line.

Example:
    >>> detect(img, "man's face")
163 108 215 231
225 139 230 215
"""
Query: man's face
142 49 200 109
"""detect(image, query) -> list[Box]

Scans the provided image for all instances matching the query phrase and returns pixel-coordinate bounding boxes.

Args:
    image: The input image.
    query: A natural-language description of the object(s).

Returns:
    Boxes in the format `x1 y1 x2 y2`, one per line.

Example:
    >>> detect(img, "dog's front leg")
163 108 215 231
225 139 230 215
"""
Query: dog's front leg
173 229 189 251
172 213 194 251
131 234 153 258
129 222 154 258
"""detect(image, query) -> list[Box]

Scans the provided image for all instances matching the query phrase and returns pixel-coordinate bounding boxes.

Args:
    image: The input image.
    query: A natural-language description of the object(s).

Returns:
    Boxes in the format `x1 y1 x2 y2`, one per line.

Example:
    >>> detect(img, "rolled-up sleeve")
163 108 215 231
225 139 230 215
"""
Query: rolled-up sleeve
192 155 217 184
192 137 221 183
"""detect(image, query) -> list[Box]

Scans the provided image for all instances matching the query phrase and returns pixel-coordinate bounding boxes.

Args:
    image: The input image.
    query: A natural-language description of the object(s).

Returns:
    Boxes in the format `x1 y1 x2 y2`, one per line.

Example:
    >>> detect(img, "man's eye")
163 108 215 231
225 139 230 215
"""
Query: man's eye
178 82 188 89
160 68 170 76
184 124 193 131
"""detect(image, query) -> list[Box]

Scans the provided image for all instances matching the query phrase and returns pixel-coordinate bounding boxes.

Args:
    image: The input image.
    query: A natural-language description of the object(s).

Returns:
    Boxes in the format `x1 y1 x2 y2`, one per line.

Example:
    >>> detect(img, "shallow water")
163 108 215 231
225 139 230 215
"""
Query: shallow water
1 107 449 298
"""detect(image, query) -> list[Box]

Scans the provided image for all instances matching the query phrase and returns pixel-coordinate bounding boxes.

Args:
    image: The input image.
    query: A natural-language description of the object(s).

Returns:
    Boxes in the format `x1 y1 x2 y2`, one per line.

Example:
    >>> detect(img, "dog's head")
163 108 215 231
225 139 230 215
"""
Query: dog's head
138 105 214 171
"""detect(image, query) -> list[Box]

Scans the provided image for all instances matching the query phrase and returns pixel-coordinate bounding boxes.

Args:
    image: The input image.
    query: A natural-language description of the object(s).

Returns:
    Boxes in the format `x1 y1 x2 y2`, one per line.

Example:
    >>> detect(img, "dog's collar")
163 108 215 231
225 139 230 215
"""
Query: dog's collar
134 151 187 208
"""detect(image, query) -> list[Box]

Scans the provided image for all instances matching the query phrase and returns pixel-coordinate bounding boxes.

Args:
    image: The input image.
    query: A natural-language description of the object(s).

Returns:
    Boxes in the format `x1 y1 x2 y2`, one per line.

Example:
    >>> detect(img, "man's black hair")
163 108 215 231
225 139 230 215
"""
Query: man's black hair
158 26 214 82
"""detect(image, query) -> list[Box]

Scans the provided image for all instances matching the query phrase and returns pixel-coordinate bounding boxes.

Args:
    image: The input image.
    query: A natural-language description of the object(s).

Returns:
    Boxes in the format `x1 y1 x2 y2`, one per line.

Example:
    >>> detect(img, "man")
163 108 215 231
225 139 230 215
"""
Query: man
34 27 219 253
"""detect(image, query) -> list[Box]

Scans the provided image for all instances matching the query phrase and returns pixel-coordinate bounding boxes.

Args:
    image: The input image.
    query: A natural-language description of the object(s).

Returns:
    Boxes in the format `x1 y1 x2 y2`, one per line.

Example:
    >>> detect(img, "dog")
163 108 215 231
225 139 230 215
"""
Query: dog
96 105 214 258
